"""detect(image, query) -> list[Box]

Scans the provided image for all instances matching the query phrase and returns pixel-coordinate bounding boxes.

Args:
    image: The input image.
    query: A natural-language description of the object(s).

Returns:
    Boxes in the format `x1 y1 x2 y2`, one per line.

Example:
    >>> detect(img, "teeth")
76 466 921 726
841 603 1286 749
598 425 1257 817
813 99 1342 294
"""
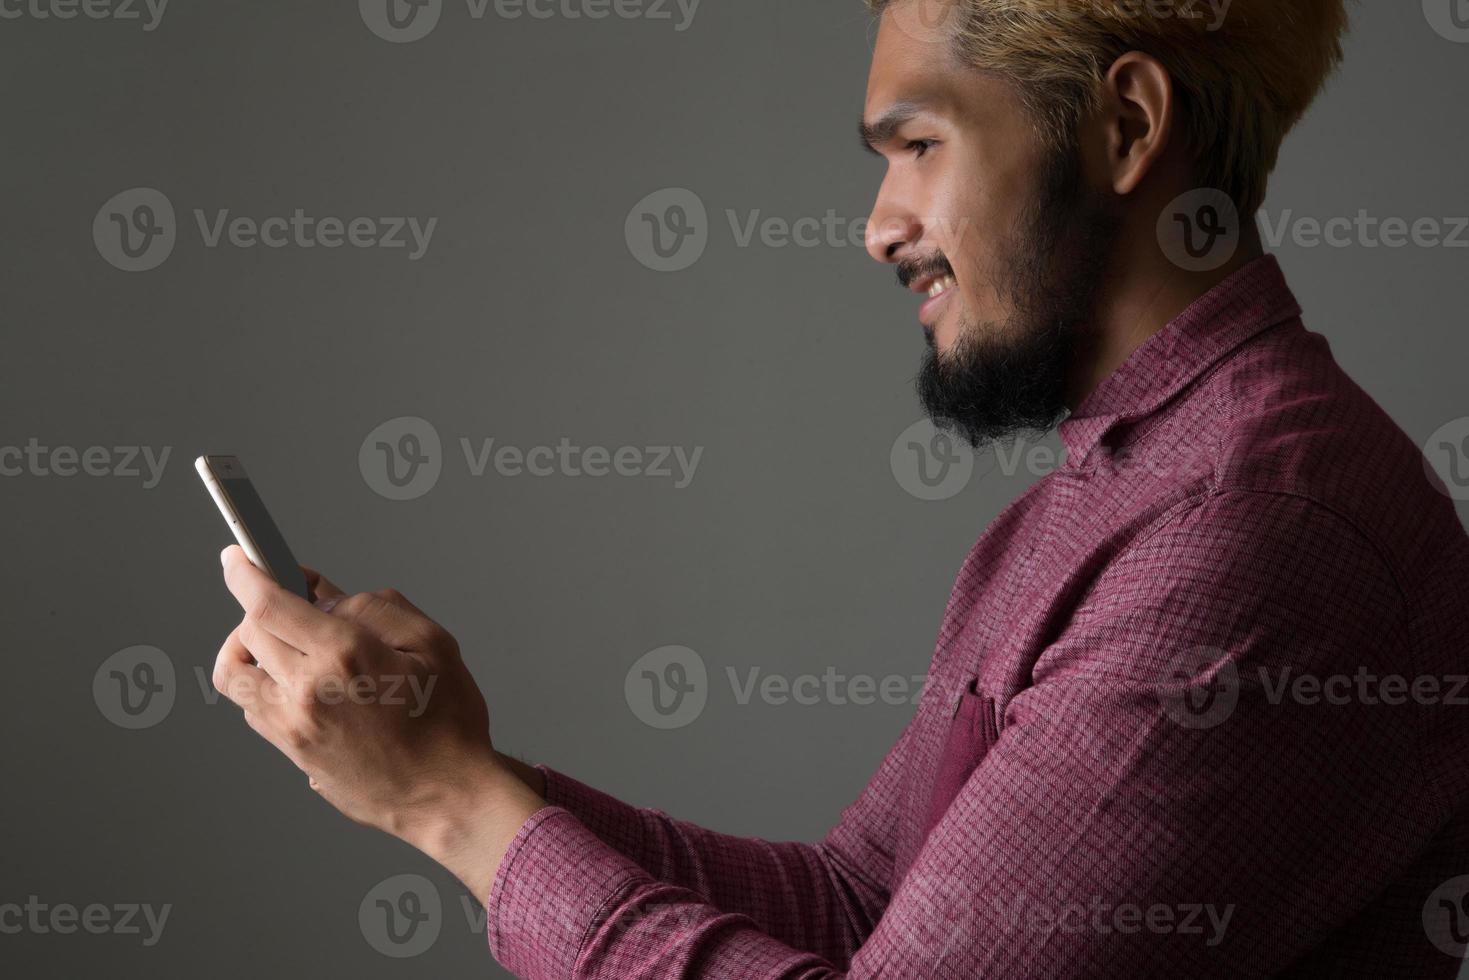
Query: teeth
927 275 956 299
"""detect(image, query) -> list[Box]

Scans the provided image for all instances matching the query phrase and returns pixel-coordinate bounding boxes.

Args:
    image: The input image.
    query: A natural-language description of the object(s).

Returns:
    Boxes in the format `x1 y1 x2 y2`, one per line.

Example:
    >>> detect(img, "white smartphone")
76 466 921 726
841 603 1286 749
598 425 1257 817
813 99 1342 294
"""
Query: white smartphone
196 455 312 600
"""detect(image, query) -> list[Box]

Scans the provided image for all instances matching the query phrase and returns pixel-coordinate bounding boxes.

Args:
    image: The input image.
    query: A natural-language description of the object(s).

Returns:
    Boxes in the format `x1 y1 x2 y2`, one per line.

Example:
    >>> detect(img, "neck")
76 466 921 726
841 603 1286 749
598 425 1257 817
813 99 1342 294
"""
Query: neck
1066 226 1266 409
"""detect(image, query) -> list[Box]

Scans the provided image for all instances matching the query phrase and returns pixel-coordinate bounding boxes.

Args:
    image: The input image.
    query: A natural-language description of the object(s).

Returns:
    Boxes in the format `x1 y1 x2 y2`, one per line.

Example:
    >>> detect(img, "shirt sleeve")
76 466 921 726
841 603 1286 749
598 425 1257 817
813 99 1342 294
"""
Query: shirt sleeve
531 757 900 966
488 490 1442 978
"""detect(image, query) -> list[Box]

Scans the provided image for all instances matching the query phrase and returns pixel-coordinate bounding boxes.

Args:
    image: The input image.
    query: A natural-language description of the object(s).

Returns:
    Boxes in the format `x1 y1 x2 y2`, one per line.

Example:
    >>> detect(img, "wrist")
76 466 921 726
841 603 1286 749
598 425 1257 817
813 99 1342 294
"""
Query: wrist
402 749 548 901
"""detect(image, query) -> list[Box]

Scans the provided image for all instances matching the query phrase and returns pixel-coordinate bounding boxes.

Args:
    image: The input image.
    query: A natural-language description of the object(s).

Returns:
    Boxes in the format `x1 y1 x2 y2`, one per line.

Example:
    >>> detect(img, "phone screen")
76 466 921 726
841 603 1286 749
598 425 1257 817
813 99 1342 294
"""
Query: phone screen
197 456 312 600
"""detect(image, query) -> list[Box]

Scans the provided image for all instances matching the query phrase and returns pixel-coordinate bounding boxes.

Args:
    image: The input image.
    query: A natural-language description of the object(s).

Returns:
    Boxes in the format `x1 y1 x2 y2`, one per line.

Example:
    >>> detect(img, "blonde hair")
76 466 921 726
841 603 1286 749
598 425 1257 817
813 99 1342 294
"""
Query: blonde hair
868 0 1350 214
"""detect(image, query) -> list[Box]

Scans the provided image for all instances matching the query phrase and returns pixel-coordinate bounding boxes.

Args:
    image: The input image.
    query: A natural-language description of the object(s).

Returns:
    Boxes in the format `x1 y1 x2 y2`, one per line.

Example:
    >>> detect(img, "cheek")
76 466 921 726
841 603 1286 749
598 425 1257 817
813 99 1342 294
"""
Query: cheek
935 186 1015 327
943 252 1009 347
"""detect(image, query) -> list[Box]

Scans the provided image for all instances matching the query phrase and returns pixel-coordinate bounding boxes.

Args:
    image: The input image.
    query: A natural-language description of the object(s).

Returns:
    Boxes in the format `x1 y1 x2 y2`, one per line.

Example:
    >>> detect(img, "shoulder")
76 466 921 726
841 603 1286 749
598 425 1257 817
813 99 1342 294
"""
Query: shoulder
1181 322 1463 589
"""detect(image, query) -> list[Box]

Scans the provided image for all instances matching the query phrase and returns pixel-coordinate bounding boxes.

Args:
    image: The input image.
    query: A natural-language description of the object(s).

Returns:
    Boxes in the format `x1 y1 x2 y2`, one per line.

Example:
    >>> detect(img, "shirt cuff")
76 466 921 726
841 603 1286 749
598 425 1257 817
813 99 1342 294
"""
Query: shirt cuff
486 805 645 980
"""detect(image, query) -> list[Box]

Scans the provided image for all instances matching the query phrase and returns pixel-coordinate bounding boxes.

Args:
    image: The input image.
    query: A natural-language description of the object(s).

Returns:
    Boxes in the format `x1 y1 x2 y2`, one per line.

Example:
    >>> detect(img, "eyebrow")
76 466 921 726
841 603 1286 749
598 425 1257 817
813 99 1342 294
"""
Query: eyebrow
859 100 930 155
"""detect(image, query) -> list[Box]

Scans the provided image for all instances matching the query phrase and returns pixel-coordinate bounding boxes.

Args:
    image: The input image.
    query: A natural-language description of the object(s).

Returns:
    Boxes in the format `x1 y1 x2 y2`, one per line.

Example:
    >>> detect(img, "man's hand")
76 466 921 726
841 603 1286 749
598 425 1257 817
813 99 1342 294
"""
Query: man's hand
212 545 545 899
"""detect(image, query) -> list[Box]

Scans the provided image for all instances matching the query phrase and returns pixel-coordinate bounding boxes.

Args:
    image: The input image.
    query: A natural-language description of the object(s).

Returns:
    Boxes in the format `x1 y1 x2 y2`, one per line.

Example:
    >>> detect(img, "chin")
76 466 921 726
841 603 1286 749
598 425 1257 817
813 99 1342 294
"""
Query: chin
929 323 966 358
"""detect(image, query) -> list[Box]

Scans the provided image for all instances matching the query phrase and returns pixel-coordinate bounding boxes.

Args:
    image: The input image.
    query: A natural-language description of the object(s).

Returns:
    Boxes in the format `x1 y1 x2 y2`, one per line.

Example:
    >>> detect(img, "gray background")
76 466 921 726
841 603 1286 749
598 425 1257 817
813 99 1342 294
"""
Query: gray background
3 0 1467 976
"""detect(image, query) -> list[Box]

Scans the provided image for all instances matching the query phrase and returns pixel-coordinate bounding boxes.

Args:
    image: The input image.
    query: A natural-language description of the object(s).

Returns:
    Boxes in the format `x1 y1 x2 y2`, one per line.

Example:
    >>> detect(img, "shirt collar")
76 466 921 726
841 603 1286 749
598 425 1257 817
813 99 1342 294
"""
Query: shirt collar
1057 255 1302 465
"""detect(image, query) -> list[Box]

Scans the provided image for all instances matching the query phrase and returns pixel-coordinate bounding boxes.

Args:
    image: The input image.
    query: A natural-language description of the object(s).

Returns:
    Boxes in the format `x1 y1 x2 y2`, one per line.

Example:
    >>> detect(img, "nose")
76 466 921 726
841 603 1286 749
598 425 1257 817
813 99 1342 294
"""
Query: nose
865 181 923 265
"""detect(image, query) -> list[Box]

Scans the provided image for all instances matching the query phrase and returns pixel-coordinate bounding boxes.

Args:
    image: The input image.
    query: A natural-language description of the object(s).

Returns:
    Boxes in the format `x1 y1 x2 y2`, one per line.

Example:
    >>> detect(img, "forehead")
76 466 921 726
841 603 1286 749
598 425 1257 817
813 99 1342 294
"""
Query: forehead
863 10 1020 135
865 8 961 114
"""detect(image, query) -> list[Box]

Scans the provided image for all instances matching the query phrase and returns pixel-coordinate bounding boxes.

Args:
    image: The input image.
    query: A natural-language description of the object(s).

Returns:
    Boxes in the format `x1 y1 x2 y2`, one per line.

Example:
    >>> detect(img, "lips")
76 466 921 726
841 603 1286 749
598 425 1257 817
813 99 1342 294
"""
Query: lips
913 272 958 326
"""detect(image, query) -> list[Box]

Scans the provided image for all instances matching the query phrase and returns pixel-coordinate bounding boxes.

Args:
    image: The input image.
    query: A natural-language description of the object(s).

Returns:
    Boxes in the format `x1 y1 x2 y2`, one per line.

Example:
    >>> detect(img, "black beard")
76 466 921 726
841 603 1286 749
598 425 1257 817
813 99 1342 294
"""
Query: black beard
915 142 1121 448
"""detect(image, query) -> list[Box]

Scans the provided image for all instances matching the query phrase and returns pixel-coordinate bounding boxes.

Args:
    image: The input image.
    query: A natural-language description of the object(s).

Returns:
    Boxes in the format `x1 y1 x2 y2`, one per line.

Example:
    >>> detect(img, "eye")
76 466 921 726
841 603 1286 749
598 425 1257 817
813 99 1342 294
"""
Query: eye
905 139 937 159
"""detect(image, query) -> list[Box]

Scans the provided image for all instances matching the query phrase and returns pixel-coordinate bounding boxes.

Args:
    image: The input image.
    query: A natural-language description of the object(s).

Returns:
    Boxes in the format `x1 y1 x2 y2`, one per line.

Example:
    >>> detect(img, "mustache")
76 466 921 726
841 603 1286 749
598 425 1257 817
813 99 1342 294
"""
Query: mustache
896 254 954 290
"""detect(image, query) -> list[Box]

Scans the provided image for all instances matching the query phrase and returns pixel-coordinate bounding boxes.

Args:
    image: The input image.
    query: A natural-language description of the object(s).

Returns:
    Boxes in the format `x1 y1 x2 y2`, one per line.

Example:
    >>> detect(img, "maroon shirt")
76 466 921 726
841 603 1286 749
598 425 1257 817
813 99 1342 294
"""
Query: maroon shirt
487 256 1469 977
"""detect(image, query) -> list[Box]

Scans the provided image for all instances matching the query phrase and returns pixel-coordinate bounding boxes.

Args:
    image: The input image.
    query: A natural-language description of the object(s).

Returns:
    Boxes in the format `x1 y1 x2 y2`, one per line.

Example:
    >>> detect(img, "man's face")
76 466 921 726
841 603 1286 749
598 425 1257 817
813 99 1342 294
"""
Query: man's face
862 5 1120 445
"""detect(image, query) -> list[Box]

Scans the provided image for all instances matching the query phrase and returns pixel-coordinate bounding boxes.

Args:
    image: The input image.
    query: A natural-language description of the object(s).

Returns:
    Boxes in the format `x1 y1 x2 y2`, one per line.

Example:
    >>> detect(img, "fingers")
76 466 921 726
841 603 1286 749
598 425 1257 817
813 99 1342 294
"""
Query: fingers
232 616 312 687
222 546 356 658
212 627 284 715
328 589 452 658
302 566 345 606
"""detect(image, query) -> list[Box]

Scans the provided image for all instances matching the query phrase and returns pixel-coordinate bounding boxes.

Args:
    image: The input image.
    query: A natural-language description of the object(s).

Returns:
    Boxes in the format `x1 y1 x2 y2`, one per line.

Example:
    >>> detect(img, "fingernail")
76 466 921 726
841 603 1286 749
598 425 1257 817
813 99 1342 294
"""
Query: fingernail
318 596 341 613
220 547 230 566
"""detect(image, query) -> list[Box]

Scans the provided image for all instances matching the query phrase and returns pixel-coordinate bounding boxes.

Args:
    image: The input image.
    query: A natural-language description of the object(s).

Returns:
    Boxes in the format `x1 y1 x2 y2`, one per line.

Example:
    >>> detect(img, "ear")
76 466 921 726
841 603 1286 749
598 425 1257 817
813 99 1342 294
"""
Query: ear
1096 51 1176 197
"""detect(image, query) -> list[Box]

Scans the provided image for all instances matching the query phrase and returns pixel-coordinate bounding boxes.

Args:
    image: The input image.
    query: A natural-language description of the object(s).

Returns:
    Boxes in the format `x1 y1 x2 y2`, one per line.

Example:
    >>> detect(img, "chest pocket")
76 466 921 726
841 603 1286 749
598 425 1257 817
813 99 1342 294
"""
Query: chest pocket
921 679 1001 843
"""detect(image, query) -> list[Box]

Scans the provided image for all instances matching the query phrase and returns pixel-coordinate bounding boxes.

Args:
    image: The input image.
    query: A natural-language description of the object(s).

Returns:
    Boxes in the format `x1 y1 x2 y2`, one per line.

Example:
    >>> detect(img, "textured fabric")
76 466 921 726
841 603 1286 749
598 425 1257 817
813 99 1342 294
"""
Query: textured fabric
487 256 1469 978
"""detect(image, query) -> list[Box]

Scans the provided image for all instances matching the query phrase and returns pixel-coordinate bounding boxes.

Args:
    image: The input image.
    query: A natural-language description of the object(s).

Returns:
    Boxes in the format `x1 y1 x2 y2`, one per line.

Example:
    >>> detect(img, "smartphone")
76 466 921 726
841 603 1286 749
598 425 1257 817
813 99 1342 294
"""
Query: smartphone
196 455 312 600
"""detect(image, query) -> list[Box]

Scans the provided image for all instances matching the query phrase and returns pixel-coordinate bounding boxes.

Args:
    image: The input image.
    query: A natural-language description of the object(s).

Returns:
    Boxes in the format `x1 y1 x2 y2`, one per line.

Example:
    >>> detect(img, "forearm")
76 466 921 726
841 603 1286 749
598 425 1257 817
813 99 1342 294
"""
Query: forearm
493 758 885 965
